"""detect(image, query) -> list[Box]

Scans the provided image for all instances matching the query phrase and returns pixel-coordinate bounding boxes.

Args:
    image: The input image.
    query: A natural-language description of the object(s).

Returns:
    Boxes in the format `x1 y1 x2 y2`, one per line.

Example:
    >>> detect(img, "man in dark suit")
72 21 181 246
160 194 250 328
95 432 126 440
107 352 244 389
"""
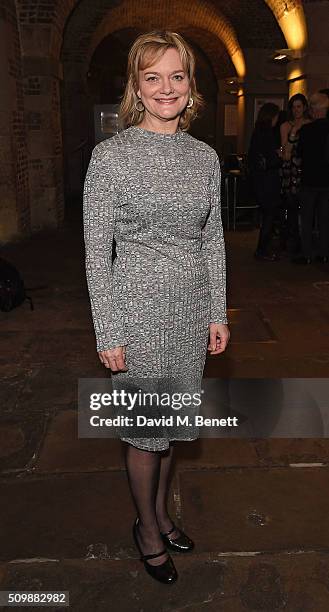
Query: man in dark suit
293 93 329 264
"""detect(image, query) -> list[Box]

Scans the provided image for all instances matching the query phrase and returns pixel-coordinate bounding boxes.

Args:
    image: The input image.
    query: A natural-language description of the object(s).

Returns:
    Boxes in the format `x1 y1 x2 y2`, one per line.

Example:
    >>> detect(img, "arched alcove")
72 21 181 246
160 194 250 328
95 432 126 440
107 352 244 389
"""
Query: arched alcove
60 0 242 197
4 0 308 240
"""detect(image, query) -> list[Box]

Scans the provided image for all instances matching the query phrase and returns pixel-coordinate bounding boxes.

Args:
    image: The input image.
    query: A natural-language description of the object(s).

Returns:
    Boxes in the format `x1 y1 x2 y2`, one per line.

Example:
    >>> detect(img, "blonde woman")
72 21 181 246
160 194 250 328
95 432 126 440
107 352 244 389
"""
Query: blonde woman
83 30 229 584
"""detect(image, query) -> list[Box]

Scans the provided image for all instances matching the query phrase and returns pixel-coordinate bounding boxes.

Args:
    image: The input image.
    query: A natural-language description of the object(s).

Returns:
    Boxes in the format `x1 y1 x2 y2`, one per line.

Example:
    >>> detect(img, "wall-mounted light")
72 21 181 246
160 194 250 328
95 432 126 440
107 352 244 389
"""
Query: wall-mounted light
287 69 306 83
225 76 244 85
225 76 244 96
287 68 307 96
269 48 305 63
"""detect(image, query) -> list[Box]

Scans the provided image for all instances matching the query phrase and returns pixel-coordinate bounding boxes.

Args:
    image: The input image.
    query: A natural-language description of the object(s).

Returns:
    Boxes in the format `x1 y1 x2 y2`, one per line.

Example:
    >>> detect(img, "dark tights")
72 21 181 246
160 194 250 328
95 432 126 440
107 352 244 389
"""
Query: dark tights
125 442 179 566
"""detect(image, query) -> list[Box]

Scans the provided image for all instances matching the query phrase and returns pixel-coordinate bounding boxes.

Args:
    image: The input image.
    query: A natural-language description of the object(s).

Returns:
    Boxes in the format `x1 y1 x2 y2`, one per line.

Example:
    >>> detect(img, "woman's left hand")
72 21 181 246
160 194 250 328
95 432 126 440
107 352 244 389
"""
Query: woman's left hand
207 323 230 355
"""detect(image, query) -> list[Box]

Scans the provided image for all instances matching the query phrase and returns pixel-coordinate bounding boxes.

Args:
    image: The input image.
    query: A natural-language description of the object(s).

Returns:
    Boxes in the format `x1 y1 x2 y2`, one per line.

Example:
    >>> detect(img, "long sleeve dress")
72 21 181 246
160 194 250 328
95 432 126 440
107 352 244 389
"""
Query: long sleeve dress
83 125 227 451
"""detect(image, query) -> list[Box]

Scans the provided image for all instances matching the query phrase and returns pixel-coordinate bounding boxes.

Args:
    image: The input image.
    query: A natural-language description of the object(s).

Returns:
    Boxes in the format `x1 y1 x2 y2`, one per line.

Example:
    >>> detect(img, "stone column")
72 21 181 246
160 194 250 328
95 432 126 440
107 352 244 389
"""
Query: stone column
286 57 307 98
302 1 329 95
305 54 329 95
0 0 30 244
237 90 246 154
21 57 65 232
62 61 93 199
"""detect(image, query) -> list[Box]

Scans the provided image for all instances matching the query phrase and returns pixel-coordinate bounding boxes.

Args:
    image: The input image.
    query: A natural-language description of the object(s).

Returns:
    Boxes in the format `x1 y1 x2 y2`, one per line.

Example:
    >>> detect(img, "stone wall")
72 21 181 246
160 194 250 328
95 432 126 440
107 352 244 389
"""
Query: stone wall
16 0 65 235
0 0 30 243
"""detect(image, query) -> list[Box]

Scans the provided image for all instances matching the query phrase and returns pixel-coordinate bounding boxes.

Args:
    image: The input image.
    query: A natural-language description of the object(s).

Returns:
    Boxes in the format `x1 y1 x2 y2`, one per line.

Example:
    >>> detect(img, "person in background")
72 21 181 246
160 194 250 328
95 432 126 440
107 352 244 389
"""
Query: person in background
293 92 329 264
280 94 311 255
272 110 288 247
274 110 288 149
248 103 282 261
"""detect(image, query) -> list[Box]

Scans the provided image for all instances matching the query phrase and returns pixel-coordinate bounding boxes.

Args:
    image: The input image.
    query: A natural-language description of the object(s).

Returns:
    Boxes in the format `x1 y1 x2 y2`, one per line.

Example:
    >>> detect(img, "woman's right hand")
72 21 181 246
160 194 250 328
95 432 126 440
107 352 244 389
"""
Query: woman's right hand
98 346 128 372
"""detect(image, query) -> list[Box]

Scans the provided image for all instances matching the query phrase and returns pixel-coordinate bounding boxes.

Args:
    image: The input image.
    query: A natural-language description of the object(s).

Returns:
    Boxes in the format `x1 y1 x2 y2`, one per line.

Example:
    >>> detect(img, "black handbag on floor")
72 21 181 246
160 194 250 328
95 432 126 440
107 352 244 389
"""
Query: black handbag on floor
0 257 34 312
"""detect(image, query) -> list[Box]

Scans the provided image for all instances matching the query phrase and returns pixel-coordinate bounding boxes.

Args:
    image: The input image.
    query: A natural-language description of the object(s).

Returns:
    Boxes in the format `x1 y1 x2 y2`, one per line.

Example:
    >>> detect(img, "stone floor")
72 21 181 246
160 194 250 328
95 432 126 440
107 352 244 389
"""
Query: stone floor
1 204 329 610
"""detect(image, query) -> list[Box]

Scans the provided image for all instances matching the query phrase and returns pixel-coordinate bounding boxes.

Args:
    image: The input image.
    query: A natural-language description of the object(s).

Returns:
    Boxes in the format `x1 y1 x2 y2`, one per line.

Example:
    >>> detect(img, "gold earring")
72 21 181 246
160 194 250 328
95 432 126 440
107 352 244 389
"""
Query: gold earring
187 97 194 108
135 98 145 112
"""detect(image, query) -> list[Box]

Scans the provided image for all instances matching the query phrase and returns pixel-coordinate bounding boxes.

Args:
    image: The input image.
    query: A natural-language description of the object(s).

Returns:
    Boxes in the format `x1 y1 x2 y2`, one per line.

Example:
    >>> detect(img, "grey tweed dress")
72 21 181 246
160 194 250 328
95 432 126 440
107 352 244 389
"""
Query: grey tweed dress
83 125 227 451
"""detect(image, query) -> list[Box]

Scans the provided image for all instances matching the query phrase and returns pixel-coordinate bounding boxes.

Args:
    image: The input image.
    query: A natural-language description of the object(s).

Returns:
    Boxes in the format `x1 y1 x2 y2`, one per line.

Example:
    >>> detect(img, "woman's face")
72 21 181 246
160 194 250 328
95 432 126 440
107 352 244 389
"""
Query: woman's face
292 99 305 119
136 47 190 123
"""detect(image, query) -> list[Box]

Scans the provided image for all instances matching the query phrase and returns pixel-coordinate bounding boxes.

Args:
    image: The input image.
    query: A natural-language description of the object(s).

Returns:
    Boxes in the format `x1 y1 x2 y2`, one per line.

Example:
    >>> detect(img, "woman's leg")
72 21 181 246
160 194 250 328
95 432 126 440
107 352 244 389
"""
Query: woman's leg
254 176 280 255
286 193 301 253
125 442 169 566
155 442 181 538
256 201 277 254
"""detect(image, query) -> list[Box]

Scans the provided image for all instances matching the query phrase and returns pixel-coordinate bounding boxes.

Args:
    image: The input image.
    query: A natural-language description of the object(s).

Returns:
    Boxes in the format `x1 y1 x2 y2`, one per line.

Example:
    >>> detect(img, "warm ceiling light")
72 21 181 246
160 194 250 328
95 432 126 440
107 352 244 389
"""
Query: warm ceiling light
226 76 244 85
274 53 287 61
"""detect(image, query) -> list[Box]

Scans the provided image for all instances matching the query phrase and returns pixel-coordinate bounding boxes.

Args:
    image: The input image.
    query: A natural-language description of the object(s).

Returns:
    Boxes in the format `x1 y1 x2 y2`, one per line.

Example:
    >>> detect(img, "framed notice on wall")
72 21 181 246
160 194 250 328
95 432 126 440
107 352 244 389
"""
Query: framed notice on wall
224 104 238 136
254 97 285 124
100 111 119 135
94 104 122 144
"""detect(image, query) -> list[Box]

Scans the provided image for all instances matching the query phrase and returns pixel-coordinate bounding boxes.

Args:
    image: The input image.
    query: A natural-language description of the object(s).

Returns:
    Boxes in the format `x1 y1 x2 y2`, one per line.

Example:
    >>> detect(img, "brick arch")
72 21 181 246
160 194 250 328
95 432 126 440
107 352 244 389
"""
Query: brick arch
17 1 307 60
12 0 309 238
89 26 235 84
265 0 302 21
55 0 246 79
84 0 246 77
178 27 236 81
264 0 308 49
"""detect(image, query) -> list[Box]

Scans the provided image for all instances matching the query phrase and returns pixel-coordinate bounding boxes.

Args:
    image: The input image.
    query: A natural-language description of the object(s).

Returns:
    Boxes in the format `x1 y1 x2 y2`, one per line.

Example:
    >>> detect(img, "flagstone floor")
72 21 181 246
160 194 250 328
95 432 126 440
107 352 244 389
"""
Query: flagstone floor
1 204 329 610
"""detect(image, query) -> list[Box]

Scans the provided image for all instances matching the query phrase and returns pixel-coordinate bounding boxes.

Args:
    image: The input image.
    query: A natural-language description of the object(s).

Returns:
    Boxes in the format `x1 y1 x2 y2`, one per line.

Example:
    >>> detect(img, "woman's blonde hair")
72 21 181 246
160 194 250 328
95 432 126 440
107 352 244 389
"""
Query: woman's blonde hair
119 30 204 131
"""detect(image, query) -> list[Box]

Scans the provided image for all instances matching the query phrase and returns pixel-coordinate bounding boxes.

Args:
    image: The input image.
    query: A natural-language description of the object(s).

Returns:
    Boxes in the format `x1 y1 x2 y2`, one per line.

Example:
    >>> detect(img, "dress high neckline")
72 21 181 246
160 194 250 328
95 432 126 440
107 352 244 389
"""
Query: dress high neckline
129 125 185 140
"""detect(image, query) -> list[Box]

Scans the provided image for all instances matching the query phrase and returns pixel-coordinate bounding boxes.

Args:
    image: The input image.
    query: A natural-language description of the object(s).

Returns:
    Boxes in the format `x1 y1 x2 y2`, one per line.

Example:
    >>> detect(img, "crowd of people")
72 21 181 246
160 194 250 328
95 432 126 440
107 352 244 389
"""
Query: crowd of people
248 89 329 263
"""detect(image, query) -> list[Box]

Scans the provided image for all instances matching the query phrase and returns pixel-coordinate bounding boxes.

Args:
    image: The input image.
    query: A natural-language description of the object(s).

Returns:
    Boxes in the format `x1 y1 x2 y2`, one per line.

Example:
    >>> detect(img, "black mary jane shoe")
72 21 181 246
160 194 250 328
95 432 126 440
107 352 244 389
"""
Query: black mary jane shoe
160 522 195 553
133 518 178 584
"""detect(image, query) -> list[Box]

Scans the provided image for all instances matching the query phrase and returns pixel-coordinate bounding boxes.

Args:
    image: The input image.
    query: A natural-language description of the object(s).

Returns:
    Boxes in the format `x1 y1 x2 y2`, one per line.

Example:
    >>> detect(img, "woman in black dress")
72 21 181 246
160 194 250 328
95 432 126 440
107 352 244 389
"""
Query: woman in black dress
280 94 311 254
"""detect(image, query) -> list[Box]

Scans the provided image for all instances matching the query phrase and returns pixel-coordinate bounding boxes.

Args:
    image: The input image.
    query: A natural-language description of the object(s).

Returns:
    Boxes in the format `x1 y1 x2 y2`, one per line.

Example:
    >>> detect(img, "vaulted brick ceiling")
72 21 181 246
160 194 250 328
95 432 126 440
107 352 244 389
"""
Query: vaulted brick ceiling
61 0 286 81
89 26 235 86
211 0 285 48
61 0 286 55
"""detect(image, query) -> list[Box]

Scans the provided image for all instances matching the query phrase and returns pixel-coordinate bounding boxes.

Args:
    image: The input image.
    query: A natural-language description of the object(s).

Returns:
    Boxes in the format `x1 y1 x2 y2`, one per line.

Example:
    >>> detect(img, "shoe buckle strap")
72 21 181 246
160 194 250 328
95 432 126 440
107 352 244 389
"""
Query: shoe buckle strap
161 524 176 537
